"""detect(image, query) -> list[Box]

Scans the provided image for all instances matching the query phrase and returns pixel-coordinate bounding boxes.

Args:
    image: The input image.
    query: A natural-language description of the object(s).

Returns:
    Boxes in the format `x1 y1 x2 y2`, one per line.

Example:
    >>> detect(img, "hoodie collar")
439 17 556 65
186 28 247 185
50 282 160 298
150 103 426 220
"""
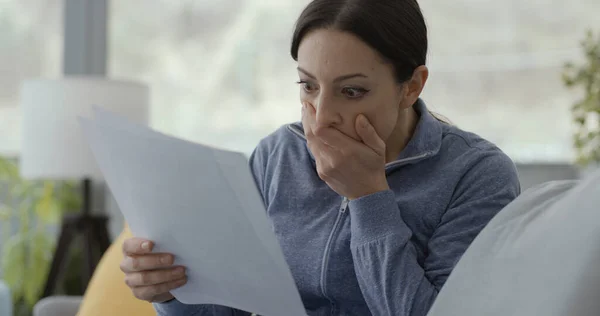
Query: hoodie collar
287 98 443 167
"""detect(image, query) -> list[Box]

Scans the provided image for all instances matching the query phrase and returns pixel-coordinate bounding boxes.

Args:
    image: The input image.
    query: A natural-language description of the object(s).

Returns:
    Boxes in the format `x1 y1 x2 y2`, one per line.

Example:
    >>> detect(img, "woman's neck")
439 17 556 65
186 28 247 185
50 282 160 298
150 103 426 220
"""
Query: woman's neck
384 106 418 163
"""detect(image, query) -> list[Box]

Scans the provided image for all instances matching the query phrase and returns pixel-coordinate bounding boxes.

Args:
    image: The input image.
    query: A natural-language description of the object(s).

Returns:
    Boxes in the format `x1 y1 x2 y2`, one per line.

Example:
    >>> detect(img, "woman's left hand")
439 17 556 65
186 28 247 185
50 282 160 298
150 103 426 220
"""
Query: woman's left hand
302 103 390 200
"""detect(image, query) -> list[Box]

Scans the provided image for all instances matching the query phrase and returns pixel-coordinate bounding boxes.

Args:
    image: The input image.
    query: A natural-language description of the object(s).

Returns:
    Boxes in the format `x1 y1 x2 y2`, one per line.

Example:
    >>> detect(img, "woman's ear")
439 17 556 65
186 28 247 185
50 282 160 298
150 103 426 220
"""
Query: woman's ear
399 65 429 109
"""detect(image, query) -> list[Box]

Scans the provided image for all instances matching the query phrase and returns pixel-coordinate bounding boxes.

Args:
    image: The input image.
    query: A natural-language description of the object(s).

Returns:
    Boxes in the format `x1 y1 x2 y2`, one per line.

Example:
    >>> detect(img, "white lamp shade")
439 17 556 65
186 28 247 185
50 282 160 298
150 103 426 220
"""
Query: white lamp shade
19 77 149 180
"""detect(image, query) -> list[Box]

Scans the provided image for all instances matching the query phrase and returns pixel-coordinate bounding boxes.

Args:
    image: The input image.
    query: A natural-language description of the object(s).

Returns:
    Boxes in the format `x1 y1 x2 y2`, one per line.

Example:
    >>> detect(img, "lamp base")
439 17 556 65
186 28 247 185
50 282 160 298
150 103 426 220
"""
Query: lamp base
42 213 111 297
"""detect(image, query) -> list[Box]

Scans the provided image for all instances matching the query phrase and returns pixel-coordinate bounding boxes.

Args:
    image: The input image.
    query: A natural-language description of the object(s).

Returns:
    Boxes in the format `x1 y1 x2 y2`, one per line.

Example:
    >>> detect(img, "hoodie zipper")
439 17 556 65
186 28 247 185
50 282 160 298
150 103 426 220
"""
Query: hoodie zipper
320 197 349 302
384 152 431 171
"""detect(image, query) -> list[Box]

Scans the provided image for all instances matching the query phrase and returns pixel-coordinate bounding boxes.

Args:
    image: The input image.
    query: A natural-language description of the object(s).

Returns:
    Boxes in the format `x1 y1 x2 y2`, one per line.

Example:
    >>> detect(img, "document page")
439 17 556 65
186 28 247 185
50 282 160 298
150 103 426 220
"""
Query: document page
79 109 306 316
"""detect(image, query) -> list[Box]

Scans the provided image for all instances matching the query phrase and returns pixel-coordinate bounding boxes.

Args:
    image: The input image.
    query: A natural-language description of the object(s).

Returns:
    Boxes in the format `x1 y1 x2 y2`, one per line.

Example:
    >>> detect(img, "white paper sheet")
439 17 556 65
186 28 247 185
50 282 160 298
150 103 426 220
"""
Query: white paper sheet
78 110 306 316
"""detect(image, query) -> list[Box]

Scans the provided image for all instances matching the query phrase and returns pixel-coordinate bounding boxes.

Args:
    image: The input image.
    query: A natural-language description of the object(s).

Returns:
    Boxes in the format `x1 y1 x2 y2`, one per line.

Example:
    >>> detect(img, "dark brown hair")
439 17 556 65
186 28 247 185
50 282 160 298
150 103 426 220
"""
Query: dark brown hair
291 0 428 83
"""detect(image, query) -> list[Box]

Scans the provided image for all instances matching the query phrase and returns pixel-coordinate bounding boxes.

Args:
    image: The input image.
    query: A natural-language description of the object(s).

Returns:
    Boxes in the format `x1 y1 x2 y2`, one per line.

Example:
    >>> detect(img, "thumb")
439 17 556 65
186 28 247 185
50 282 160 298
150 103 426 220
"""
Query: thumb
355 115 385 156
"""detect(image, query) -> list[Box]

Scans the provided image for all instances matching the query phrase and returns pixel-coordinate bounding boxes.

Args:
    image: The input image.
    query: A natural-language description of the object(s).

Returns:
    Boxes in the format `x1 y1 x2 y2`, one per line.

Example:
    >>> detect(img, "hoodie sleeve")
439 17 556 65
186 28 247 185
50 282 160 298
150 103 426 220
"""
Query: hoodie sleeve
349 152 520 316
151 147 268 316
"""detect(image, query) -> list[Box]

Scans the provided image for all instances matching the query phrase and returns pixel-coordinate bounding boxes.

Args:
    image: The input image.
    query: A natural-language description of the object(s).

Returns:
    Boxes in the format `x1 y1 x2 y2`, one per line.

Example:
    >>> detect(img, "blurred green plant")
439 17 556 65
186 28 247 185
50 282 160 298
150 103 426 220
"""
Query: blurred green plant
563 30 600 166
0 157 82 316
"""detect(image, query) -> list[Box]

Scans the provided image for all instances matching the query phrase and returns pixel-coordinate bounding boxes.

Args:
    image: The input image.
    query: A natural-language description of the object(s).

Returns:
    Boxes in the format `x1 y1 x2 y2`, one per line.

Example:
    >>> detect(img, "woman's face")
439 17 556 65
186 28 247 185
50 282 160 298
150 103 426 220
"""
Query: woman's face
297 28 409 143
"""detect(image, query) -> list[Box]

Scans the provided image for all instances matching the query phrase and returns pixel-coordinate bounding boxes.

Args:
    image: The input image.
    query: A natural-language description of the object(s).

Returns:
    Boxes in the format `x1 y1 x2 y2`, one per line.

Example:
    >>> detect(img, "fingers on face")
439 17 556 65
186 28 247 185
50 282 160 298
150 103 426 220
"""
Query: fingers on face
301 103 354 151
315 127 352 151
355 115 386 156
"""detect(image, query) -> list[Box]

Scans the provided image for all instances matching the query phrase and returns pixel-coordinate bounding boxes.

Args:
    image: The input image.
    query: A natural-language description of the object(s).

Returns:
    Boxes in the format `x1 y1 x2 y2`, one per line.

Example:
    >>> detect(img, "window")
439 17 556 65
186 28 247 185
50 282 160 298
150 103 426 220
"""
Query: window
110 0 311 155
420 0 600 162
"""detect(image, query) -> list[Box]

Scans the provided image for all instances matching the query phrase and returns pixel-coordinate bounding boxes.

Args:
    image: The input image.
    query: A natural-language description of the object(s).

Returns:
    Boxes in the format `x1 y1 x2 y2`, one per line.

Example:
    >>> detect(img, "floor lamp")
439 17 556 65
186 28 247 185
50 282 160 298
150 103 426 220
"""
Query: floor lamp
19 77 149 296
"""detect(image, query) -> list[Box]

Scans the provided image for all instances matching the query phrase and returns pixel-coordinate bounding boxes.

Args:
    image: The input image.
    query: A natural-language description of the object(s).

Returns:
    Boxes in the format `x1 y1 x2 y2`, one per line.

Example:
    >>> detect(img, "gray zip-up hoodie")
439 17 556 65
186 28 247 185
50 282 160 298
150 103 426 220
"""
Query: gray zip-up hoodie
155 100 521 316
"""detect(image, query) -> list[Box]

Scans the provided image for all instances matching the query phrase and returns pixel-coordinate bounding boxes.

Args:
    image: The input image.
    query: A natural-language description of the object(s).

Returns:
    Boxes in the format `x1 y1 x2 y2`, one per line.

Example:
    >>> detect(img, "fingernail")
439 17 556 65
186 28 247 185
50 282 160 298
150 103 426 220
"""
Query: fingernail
141 242 150 251
359 115 368 128
173 267 185 277
161 255 172 264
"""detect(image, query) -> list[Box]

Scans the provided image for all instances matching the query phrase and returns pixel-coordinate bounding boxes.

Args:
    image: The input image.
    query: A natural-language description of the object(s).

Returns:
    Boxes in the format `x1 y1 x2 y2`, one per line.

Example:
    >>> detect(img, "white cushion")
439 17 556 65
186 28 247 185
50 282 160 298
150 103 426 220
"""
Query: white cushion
427 169 600 316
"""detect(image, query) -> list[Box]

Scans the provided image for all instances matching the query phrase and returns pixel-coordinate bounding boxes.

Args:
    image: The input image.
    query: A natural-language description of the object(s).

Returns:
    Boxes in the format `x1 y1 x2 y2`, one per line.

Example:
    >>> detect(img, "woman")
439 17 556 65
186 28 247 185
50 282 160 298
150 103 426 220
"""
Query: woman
120 0 521 315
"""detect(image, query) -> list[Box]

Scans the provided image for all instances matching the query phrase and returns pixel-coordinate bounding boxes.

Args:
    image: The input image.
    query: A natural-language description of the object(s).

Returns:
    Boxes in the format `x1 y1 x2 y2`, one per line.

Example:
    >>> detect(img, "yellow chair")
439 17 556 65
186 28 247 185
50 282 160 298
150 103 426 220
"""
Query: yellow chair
76 225 155 316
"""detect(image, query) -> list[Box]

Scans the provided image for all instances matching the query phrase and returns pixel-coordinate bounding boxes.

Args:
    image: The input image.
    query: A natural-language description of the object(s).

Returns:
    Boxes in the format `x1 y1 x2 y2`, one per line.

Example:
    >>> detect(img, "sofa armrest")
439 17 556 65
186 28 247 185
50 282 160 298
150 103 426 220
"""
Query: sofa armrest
33 296 83 316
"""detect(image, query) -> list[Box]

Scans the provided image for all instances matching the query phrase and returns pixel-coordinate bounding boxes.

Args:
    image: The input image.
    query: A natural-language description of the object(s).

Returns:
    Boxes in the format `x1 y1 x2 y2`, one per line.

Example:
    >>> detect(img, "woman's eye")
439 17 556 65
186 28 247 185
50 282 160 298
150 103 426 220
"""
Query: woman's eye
297 80 317 93
342 87 369 99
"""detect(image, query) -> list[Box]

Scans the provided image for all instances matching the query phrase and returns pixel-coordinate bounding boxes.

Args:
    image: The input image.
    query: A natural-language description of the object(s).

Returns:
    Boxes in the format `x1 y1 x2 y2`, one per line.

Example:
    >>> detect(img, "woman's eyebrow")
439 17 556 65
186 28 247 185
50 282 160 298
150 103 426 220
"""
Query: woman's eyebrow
297 67 368 82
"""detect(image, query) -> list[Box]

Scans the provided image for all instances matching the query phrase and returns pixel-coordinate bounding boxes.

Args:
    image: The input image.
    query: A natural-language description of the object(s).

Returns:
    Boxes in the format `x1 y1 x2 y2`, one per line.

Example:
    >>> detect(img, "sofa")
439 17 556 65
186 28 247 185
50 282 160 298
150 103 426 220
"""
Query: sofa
0 281 11 316
427 170 600 315
33 296 82 316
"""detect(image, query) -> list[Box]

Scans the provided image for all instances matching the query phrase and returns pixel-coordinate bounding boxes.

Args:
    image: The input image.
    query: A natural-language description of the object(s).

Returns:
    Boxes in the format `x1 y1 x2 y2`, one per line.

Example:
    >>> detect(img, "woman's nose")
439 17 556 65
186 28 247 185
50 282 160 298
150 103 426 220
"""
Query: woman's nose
315 96 342 128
